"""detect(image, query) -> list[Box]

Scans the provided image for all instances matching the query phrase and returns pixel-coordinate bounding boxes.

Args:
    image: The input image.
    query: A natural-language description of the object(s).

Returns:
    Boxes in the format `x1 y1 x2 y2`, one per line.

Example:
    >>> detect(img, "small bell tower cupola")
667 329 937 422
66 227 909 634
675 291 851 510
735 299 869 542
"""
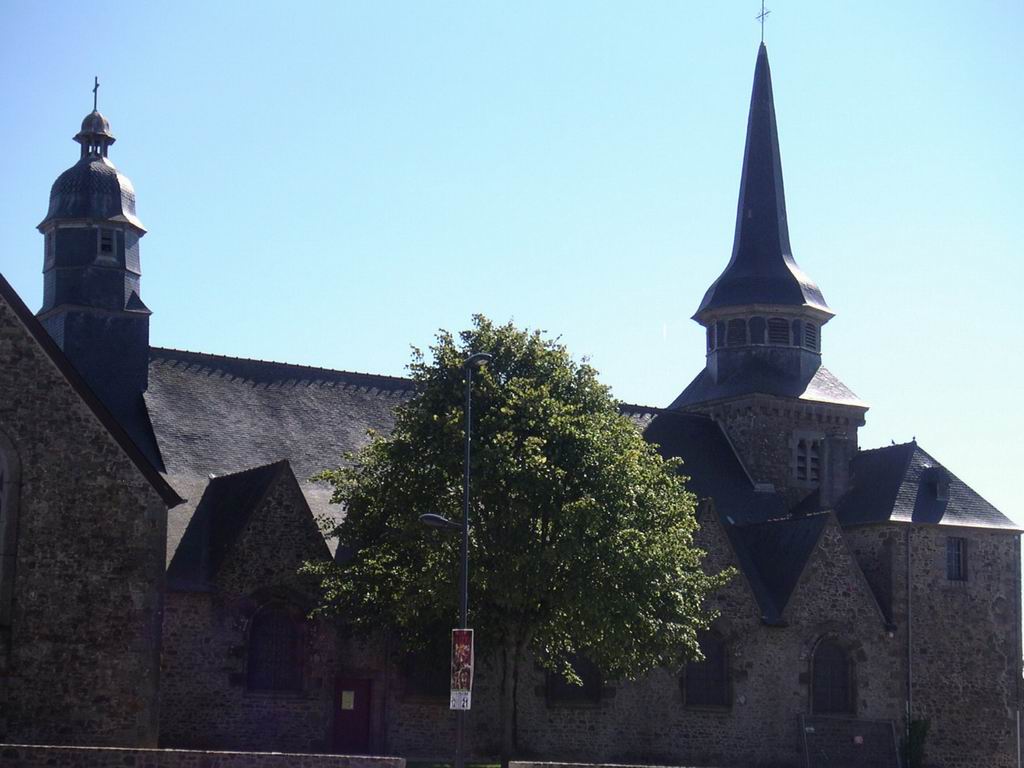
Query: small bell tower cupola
74 110 116 159
36 80 154 453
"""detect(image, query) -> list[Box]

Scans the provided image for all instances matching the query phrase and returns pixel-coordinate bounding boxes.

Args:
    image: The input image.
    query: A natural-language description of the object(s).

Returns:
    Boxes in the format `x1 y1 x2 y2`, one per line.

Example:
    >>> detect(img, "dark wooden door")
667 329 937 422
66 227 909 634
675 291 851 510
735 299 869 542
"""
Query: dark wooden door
334 677 372 754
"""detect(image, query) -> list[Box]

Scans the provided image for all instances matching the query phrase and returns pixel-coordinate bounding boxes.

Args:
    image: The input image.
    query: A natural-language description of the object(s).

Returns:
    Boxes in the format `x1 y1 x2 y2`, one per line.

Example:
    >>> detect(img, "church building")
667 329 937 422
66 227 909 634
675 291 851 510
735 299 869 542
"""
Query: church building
0 43 1018 768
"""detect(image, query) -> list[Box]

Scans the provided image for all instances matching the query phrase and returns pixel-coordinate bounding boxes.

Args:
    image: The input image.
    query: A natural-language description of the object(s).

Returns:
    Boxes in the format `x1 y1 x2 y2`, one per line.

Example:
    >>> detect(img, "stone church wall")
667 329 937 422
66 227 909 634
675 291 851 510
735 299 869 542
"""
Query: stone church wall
383 511 904 767
0 298 167 747
907 526 1019 768
836 522 1021 768
159 468 339 753
693 395 863 507
160 590 337 752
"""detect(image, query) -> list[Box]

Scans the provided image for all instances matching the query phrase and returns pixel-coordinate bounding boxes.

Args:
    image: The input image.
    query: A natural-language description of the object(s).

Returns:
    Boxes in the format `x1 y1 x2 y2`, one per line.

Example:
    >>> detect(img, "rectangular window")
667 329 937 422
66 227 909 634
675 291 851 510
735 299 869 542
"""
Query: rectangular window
795 437 822 483
804 323 819 351
44 232 55 268
99 229 114 254
767 318 790 345
946 537 967 581
809 441 821 482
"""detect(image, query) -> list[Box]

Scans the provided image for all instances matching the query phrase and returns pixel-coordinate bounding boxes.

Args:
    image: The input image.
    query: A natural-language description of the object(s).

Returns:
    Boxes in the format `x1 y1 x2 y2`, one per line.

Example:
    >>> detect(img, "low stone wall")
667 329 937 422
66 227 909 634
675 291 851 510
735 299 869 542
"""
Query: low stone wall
0 744 405 768
511 762 719 768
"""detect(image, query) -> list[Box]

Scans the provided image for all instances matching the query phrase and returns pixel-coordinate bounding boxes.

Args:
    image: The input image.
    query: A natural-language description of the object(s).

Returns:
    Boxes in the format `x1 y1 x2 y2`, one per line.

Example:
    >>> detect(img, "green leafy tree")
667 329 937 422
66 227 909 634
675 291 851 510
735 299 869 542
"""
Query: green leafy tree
308 316 731 765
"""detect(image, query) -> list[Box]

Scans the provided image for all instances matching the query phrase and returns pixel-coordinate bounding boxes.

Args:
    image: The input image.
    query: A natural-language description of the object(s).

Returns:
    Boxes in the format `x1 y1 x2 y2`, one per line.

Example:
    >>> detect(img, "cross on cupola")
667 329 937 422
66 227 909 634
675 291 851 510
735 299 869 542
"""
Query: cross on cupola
73 77 116 159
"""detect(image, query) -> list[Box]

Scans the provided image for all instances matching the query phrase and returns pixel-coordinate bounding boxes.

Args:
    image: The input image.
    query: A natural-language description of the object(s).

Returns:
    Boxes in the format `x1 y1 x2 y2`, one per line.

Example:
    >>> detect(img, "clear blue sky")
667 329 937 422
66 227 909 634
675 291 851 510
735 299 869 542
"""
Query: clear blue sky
1 2 1021 522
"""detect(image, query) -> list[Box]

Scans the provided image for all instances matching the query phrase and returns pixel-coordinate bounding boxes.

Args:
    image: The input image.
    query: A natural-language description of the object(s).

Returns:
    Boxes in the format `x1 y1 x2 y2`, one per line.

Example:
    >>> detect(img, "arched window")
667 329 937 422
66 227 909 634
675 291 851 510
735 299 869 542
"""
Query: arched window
247 603 305 692
682 631 730 707
545 652 602 705
706 325 716 352
791 319 803 348
403 633 450 699
0 431 21 629
812 638 852 714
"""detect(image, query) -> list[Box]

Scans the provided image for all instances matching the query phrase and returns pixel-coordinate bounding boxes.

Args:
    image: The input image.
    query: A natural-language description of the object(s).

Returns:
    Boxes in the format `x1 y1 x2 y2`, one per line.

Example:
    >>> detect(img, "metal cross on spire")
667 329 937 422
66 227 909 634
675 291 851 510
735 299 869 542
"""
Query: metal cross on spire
92 76 99 111
756 1 771 43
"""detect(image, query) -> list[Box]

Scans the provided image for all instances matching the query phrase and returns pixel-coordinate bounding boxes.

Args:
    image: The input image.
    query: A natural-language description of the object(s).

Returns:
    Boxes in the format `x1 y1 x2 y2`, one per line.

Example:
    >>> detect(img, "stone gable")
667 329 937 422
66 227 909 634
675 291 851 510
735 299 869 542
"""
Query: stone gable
0 292 167 747
214 464 332 596
159 462 338 753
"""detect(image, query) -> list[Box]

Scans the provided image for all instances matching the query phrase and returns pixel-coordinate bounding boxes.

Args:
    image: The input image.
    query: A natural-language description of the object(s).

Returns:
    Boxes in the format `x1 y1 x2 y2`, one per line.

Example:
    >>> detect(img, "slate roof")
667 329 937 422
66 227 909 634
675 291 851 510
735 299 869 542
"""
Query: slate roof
146 347 416 564
140 344 1014 615
0 273 181 507
695 43 829 321
39 110 144 232
636 408 786 524
167 461 289 590
837 442 1018 530
726 513 830 626
631 407 821 624
668 360 865 410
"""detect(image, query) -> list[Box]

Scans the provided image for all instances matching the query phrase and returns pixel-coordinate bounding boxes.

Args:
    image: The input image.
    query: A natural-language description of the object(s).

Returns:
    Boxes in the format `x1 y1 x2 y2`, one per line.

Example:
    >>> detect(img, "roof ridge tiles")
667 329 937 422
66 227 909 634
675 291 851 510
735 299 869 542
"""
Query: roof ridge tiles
619 403 710 418
857 441 917 456
150 346 416 387
208 459 290 483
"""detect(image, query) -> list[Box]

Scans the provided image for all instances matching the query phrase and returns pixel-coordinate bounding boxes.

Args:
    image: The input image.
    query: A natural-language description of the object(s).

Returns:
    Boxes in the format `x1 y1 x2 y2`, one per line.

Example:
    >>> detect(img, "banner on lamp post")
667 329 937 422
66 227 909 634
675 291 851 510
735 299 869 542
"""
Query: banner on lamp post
450 628 474 710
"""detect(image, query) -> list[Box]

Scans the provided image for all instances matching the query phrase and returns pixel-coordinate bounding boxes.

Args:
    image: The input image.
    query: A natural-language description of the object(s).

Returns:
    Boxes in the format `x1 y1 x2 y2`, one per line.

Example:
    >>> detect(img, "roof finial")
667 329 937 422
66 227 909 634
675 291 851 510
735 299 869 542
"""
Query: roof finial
92 76 99 112
756 1 771 43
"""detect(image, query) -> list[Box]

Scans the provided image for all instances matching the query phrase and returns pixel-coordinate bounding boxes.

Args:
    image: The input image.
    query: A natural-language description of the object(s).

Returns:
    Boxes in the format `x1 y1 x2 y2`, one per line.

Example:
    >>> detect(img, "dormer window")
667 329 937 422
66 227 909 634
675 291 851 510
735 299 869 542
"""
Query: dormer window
923 468 950 501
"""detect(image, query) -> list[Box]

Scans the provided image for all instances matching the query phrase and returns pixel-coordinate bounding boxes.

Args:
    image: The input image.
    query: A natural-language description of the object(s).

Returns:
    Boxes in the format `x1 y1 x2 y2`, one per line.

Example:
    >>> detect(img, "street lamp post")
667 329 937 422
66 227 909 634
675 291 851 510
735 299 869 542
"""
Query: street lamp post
420 351 492 768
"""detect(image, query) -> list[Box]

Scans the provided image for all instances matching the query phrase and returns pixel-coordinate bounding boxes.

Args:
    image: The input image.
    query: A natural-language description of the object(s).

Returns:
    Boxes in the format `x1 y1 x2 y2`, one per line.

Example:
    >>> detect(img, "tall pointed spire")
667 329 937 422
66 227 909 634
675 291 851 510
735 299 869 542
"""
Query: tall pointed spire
694 43 829 322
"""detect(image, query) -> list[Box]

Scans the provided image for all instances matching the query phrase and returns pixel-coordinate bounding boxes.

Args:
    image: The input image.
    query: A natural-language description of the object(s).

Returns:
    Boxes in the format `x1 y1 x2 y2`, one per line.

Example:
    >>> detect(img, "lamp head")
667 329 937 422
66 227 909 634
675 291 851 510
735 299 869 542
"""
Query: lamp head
463 352 493 370
419 513 462 532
